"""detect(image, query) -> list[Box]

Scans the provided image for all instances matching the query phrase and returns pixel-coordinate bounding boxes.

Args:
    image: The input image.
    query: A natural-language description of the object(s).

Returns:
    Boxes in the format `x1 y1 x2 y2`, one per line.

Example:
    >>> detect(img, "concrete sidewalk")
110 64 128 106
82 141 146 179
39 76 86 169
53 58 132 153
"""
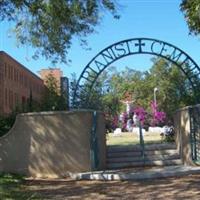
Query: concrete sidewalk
71 165 200 181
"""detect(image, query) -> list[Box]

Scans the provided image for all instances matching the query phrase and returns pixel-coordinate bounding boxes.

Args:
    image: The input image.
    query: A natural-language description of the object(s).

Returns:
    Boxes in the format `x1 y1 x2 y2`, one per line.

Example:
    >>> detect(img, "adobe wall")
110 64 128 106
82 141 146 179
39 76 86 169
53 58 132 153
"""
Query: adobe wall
0 110 106 178
174 105 200 166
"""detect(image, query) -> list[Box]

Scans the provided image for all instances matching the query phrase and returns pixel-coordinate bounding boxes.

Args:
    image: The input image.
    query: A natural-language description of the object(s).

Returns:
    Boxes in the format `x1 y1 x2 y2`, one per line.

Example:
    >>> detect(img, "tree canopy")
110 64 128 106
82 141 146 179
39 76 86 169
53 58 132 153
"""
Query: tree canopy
0 0 118 63
41 73 67 111
1 1 200 63
180 0 200 35
81 56 199 121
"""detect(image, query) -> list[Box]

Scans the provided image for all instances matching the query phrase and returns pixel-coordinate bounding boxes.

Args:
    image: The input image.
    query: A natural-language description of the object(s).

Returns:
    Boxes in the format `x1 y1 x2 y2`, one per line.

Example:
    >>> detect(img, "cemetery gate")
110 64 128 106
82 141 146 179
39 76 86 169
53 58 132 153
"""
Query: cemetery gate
72 38 200 165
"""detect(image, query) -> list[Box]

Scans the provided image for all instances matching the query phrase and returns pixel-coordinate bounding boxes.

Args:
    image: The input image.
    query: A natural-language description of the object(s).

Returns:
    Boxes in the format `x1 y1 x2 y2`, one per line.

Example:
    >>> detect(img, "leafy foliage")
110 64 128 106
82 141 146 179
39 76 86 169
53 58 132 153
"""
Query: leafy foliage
0 173 40 199
0 0 118 63
41 73 68 111
0 74 68 136
0 113 16 137
78 56 199 129
151 101 166 126
134 107 147 126
180 0 200 35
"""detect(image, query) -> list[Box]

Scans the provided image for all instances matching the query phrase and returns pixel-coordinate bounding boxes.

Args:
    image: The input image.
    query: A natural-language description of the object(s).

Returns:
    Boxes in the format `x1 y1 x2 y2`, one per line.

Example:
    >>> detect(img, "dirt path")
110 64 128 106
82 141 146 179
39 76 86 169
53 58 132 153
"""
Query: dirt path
24 174 200 199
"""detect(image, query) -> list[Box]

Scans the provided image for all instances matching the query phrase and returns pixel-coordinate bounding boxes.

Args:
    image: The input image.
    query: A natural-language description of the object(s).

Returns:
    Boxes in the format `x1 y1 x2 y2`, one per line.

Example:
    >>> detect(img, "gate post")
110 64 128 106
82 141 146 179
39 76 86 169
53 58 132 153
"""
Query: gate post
174 105 200 166
90 111 99 170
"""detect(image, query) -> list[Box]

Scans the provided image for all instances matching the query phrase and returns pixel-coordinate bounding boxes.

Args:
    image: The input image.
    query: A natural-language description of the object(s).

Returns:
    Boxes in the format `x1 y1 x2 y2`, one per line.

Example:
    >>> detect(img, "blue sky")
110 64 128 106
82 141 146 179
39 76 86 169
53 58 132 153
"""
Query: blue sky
0 0 200 79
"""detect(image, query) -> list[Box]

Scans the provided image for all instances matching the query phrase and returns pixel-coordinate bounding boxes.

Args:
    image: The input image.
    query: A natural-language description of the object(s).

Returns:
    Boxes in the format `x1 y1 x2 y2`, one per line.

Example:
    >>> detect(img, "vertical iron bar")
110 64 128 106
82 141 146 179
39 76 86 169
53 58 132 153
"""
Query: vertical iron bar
139 122 145 162
90 111 99 170
189 107 197 161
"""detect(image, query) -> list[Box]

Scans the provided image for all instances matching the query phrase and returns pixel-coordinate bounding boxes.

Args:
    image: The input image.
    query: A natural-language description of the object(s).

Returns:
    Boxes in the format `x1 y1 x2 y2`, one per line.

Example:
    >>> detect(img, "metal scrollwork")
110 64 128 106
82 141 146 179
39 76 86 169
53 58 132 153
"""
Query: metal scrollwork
73 38 200 108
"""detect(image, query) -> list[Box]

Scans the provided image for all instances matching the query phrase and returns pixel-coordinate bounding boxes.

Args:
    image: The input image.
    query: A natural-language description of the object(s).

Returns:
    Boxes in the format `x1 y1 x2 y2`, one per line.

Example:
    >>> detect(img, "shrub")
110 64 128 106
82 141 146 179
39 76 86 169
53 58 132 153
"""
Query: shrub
0 113 16 137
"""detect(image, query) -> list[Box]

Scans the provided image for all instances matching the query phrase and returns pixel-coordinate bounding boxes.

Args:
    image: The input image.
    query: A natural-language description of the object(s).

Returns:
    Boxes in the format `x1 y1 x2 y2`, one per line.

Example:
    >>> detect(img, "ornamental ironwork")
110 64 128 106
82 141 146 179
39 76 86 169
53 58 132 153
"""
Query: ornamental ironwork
72 38 200 108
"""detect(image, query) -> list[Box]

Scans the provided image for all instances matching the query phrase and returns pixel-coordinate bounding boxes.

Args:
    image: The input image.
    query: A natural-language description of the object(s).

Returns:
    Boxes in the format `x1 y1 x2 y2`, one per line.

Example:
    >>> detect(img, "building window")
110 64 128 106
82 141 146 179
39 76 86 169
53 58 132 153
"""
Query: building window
24 76 26 87
21 74 23 85
9 90 13 109
5 88 7 106
14 69 16 81
11 65 13 81
14 93 18 106
20 73 22 85
8 65 10 79
16 70 18 82
4 63 7 78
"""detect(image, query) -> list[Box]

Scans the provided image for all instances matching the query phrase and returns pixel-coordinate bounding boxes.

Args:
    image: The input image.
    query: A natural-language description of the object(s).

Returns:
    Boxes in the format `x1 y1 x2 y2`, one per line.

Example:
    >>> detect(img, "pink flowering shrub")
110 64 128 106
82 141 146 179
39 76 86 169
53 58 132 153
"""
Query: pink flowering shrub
112 115 119 130
106 101 167 132
150 101 166 126
121 112 128 131
134 107 147 125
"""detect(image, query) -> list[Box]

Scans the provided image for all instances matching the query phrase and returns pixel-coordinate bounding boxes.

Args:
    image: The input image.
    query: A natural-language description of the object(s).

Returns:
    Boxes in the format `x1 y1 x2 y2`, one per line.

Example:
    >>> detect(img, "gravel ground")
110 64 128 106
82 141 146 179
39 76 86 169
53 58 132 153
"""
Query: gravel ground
24 174 200 200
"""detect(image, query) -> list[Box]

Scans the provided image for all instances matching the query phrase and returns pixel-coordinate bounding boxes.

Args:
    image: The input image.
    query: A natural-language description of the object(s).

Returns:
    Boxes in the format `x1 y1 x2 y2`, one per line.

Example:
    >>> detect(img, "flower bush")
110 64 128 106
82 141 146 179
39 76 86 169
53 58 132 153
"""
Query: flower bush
150 101 166 126
107 100 167 132
121 112 128 131
134 107 147 125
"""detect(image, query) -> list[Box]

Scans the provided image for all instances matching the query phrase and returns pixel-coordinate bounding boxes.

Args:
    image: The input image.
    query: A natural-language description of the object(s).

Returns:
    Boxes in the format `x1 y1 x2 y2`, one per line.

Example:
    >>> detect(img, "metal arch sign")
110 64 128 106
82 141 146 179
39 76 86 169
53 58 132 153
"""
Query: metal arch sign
73 38 200 108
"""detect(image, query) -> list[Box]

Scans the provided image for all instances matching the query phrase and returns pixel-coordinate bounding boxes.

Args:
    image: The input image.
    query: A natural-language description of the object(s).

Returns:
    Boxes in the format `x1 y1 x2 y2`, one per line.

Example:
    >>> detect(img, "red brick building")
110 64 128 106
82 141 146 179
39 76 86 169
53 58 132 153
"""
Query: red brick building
0 51 45 115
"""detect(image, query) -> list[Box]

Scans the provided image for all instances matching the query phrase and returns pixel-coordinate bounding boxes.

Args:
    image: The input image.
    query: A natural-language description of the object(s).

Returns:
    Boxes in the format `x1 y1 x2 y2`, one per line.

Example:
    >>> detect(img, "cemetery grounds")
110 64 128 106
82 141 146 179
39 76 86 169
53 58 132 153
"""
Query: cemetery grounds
106 131 163 146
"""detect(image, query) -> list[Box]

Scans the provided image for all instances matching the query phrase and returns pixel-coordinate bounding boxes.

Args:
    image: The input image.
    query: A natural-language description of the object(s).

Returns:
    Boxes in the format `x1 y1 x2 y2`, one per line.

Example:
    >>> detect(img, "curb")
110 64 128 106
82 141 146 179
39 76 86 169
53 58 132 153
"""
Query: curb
70 166 200 181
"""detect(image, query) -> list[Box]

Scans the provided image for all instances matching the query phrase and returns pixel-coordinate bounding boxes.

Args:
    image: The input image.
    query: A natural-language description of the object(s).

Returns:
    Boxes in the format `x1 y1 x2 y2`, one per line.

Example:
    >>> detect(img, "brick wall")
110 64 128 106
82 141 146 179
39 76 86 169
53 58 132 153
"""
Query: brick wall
0 57 3 114
0 51 45 115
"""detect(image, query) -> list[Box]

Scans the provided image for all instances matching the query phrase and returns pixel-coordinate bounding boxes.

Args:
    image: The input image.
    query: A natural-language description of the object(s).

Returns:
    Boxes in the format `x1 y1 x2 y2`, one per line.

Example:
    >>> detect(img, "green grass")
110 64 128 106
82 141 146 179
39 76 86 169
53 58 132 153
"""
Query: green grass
0 173 40 200
106 132 163 146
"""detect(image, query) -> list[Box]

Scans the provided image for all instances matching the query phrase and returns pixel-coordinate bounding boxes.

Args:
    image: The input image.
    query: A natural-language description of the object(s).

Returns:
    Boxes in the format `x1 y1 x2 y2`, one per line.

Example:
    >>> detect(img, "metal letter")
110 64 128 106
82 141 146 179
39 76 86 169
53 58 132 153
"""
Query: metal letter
101 49 116 64
114 42 128 57
94 60 106 71
168 48 183 62
151 41 162 54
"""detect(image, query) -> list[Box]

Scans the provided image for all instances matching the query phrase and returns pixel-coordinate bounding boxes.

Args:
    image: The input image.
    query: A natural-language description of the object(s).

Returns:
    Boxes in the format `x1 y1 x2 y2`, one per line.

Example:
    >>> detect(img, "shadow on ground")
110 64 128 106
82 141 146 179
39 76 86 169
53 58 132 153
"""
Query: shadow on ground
23 174 200 200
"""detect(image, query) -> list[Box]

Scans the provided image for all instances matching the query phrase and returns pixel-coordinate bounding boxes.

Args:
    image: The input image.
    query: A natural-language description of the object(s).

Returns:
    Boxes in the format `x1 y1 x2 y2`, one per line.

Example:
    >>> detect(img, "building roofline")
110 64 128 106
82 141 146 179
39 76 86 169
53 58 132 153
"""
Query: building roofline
39 67 61 70
0 50 43 82
38 68 63 74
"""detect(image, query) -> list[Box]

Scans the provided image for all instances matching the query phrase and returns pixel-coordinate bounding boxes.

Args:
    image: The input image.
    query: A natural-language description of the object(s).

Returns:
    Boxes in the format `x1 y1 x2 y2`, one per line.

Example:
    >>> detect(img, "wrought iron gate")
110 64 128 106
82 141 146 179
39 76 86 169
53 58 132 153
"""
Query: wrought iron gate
90 111 99 170
73 37 200 166
189 106 200 163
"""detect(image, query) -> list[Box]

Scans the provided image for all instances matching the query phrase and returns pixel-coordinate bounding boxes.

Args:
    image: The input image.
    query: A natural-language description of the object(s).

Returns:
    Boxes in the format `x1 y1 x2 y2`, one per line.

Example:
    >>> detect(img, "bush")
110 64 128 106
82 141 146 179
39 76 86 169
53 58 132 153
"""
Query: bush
161 126 175 143
163 134 175 143
0 113 16 137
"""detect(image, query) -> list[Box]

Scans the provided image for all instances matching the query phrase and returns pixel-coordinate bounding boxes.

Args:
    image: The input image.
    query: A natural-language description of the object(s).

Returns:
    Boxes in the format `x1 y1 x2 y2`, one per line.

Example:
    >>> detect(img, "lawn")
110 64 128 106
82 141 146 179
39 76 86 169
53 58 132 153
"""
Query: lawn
106 132 163 146
0 173 40 199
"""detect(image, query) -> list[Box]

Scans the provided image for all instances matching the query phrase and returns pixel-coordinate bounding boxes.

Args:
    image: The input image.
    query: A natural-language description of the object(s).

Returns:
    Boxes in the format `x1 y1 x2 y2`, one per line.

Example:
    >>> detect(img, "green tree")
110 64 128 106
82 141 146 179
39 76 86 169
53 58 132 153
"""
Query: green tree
139 57 198 118
0 112 17 136
180 0 200 35
78 58 199 121
41 73 67 111
0 0 118 63
80 66 143 114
